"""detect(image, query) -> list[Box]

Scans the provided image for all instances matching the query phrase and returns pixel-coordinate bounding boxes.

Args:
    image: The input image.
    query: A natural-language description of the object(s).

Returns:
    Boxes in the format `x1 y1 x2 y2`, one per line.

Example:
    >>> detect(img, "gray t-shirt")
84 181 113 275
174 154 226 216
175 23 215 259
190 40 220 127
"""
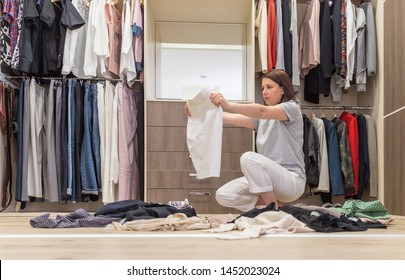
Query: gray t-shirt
254 100 306 180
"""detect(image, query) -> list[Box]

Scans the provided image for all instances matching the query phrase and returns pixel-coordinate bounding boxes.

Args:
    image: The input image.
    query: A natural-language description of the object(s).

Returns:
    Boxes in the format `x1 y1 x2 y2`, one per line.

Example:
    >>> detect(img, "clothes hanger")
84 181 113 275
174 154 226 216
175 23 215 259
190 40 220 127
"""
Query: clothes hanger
111 0 123 12
51 0 63 11
311 107 316 119
320 109 325 118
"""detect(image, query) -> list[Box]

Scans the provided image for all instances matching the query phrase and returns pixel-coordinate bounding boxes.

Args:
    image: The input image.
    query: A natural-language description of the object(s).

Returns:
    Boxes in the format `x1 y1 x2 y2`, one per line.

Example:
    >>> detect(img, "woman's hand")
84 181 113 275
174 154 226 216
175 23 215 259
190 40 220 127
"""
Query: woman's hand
184 102 191 117
210 93 229 110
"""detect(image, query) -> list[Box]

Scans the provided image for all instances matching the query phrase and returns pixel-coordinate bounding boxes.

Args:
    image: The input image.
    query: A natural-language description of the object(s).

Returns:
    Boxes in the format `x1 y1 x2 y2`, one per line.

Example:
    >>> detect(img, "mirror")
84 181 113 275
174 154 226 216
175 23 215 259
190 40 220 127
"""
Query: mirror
155 22 247 100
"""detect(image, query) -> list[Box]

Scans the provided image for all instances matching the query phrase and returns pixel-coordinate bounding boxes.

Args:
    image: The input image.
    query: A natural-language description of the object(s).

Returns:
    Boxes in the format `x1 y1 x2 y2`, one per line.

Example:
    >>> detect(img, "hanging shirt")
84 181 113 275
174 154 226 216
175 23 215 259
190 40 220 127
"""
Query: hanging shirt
344 0 357 90
267 0 277 70
340 111 359 195
254 0 268 73
311 116 330 193
300 0 320 77
275 0 285 71
120 0 137 84
187 87 223 179
322 117 345 196
62 0 91 78
356 7 367 92
132 0 143 73
290 0 300 91
105 0 122 77
360 1 377 76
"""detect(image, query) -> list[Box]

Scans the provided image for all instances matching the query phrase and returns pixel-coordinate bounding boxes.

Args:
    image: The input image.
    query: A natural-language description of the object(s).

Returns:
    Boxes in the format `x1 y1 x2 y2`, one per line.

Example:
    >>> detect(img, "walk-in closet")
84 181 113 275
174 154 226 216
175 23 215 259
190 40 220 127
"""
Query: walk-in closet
1 0 405 262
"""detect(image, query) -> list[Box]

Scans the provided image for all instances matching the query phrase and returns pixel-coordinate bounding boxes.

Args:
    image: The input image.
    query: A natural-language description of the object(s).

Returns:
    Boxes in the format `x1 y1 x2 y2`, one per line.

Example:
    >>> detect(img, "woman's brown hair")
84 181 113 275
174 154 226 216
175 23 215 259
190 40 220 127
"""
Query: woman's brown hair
263 69 297 103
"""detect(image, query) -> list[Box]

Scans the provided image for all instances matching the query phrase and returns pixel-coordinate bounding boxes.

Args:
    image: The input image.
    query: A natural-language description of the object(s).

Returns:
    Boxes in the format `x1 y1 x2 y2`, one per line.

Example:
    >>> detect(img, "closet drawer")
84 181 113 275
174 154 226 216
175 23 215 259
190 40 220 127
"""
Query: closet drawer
147 101 187 127
147 170 243 189
146 189 240 214
147 151 245 171
147 127 253 152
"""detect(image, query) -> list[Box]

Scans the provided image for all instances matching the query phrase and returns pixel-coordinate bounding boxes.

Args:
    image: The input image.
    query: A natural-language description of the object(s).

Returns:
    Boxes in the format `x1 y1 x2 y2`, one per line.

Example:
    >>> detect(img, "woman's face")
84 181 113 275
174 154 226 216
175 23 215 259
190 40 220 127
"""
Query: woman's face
261 77 283 106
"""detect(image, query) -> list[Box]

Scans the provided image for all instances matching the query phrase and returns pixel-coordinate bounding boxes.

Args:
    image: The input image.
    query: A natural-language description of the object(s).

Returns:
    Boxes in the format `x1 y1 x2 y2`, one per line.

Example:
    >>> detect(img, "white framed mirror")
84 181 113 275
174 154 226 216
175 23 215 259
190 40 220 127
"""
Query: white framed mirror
155 22 247 100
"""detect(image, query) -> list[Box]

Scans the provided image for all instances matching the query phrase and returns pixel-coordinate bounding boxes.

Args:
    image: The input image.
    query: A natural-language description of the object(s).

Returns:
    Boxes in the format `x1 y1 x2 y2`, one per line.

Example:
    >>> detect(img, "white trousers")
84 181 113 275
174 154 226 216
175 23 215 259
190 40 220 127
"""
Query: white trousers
216 151 306 212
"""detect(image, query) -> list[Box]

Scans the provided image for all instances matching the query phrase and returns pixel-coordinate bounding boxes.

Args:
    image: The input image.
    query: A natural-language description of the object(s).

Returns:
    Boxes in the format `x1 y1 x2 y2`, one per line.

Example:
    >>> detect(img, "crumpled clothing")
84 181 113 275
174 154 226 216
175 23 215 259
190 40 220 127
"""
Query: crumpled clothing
206 213 236 228
330 199 390 220
30 209 121 228
105 213 211 231
207 211 314 240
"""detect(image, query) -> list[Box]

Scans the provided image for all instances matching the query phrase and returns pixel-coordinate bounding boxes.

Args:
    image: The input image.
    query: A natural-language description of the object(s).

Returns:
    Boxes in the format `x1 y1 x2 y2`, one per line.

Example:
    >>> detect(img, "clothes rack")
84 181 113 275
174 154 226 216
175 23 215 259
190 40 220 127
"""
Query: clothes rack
4 76 142 83
301 105 372 111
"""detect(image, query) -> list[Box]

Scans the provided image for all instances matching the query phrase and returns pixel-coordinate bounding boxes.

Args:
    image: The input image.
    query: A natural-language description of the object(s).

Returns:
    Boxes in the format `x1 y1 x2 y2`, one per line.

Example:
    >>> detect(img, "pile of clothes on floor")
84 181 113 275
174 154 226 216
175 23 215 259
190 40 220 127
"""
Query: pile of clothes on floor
29 199 392 239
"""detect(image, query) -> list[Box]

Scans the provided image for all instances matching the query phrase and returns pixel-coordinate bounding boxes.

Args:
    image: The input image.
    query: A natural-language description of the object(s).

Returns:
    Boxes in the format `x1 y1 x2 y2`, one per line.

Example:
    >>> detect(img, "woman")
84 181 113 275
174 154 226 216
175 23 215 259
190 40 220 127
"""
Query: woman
185 69 306 211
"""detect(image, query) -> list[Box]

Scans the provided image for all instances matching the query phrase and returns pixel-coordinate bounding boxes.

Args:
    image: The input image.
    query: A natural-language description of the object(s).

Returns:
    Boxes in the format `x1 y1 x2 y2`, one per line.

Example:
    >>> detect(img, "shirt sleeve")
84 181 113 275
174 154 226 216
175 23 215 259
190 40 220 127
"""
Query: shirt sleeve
61 0 85 30
279 100 301 123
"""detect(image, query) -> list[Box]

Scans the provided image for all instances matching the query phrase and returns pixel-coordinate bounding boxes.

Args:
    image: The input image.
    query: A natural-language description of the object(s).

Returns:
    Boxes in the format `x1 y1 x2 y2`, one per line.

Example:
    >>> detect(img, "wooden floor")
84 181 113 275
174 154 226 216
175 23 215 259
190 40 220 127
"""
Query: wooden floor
1 212 405 260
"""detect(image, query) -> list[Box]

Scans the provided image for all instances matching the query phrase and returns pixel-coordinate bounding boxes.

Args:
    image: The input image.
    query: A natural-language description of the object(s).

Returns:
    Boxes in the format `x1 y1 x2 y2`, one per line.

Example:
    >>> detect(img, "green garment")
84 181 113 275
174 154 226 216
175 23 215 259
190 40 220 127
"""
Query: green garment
331 199 390 220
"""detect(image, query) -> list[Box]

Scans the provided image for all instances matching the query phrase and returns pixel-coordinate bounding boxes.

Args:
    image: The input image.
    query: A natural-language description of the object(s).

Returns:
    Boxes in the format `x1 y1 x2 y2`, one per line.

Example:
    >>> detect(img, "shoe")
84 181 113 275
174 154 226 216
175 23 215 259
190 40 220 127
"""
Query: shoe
167 198 193 209
322 202 334 208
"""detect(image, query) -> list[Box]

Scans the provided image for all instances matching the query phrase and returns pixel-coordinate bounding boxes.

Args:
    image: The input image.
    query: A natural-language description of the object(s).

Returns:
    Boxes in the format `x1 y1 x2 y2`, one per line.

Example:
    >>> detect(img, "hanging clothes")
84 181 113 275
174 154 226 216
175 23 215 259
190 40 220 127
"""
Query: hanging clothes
27 79 46 199
357 114 370 200
290 0 300 91
120 0 137 85
340 111 359 195
255 0 268 73
105 0 122 78
355 7 367 92
275 0 285 71
281 0 292 77
331 116 355 195
363 114 377 197
322 117 345 196
310 115 330 193
43 80 59 202
1 0 18 74
100 81 116 203
132 0 143 74
302 114 319 190
62 0 91 79
80 81 101 200
74 80 85 201
267 0 277 70
84 0 111 78
300 0 320 78
360 1 377 76
118 83 138 200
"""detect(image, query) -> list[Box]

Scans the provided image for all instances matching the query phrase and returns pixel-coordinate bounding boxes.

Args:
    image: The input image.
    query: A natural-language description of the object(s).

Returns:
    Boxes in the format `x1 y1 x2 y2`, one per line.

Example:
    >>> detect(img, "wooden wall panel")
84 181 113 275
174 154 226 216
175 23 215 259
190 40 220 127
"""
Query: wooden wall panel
384 0 405 114
383 0 405 216
384 111 405 215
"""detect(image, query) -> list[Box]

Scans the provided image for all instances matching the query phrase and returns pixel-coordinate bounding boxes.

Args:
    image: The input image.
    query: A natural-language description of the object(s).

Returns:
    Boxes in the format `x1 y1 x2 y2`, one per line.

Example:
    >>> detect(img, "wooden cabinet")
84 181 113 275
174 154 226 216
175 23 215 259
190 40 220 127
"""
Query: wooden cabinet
145 101 253 214
383 0 405 215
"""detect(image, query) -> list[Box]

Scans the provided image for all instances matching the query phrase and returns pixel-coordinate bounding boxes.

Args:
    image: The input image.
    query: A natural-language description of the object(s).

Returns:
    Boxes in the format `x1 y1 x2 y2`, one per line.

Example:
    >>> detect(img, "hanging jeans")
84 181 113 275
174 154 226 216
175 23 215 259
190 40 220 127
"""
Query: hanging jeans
74 81 85 201
60 80 69 200
91 83 102 191
80 82 100 196
54 82 63 201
